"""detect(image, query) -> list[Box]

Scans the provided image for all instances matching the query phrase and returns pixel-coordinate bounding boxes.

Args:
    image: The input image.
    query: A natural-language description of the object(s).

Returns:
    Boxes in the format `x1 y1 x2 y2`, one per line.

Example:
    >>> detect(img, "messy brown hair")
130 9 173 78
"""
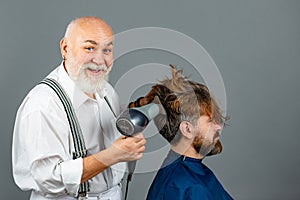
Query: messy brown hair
129 65 226 155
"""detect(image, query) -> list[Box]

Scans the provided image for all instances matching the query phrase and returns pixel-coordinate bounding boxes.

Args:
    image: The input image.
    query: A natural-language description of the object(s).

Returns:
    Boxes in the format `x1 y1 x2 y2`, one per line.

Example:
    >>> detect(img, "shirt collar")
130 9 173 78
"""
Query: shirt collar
57 62 91 109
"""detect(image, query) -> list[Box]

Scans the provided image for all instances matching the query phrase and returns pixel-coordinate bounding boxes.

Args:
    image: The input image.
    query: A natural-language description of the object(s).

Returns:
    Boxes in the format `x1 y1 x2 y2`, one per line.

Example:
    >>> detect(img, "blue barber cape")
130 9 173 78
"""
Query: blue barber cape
147 150 233 200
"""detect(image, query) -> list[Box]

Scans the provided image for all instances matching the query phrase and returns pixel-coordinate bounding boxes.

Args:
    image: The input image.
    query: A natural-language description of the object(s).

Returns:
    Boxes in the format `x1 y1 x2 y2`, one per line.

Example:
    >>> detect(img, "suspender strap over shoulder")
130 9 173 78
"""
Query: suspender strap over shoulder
39 78 89 194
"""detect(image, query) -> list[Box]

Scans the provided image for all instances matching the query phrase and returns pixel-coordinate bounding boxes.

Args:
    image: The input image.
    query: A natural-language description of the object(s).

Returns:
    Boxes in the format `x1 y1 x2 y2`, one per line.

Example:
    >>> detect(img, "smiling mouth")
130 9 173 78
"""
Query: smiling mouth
87 68 106 74
90 69 103 72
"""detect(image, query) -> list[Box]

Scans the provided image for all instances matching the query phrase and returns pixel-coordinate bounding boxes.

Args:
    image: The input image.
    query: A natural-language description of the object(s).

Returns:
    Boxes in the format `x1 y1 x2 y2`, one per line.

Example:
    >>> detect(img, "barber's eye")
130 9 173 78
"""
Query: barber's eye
85 47 94 51
103 48 111 54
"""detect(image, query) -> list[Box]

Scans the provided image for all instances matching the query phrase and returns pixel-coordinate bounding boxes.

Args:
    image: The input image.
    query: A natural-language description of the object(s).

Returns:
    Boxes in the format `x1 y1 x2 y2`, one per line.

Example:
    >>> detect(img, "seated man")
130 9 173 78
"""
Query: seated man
129 65 233 200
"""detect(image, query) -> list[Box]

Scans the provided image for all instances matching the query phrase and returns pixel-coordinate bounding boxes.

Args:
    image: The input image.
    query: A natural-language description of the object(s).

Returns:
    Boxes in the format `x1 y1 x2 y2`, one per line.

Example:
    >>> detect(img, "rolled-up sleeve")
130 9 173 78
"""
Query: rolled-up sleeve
60 158 82 195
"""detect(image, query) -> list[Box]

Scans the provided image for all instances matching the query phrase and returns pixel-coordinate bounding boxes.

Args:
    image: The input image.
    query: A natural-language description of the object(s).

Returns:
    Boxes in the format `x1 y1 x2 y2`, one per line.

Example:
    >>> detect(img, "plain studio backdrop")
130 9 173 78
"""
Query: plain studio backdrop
1 1 299 199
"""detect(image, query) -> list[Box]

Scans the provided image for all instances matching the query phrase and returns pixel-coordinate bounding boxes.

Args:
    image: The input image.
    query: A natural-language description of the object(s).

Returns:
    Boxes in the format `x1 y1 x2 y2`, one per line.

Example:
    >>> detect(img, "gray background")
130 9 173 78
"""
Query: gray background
1 0 300 199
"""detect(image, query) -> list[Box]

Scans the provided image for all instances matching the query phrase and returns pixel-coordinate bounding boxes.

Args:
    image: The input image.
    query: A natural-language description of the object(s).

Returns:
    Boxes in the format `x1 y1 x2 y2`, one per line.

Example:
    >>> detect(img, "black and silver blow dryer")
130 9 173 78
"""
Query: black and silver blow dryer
116 103 159 137
116 103 159 200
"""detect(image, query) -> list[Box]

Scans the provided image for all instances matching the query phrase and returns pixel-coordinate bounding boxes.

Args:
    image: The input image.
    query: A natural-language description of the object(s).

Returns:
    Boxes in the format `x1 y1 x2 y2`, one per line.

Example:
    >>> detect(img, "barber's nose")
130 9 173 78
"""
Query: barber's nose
92 53 105 66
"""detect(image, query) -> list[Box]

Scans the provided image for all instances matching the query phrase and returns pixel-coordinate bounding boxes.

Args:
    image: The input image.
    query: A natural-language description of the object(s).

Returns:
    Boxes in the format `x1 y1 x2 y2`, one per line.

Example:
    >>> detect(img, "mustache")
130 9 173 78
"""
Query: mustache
82 63 108 71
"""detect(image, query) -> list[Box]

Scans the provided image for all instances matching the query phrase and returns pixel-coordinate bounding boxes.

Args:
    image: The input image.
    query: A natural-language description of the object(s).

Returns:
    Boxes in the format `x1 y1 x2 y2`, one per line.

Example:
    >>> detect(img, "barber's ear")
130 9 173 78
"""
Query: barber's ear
60 38 68 60
179 121 195 139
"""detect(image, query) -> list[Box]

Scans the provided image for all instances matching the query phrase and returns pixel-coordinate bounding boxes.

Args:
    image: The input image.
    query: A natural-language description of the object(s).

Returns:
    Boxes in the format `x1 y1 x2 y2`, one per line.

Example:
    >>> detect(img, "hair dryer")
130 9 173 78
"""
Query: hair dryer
115 103 159 200
116 103 159 137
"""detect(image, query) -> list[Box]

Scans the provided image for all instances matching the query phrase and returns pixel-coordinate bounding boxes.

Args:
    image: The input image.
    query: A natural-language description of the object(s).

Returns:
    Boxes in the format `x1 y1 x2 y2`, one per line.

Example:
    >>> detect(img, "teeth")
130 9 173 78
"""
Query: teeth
84 64 107 72
89 68 103 72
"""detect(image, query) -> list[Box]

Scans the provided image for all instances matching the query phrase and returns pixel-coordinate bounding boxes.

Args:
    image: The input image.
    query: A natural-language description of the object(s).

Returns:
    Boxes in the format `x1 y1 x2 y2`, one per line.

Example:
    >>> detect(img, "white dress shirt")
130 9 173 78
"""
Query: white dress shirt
12 63 126 199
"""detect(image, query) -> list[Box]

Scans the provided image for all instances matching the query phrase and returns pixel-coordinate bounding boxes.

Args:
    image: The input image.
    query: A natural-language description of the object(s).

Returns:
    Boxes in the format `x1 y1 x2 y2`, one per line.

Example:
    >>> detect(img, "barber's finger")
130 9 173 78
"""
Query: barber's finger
137 145 146 153
117 135 127 140
132 132 144 139
133 152 144 160
132 137 146 150
137 137 146 146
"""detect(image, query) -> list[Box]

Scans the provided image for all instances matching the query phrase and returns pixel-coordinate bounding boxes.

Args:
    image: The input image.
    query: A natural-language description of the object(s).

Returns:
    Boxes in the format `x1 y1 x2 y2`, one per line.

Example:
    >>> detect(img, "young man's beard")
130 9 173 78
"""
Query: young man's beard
67 62 112 94
193 136 215 157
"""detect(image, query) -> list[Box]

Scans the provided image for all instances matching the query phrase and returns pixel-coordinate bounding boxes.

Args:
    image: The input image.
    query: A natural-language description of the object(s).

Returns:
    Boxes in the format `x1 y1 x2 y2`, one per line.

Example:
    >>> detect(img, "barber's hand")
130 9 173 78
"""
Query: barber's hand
111 133 146 162
94 133 146 166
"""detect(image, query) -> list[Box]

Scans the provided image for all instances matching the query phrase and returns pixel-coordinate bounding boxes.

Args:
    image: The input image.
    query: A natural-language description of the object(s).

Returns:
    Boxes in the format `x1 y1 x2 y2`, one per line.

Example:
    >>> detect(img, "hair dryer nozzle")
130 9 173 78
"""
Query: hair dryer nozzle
132 103 159 121
116 103 159 136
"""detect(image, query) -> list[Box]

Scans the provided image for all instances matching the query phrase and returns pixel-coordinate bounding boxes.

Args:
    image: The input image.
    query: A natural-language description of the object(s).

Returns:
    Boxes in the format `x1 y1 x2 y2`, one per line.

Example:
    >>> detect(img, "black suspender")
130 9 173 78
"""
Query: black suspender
40 78 89 196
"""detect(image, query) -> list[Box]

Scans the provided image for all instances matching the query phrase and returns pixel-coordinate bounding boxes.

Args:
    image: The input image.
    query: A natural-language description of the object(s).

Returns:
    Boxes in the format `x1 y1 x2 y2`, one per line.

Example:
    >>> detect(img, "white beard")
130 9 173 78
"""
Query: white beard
67 62 112 94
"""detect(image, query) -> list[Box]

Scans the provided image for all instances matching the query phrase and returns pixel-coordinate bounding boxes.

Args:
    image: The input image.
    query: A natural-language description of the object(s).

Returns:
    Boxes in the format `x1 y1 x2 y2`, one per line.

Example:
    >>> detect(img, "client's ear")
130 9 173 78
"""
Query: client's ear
179 121 195 140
